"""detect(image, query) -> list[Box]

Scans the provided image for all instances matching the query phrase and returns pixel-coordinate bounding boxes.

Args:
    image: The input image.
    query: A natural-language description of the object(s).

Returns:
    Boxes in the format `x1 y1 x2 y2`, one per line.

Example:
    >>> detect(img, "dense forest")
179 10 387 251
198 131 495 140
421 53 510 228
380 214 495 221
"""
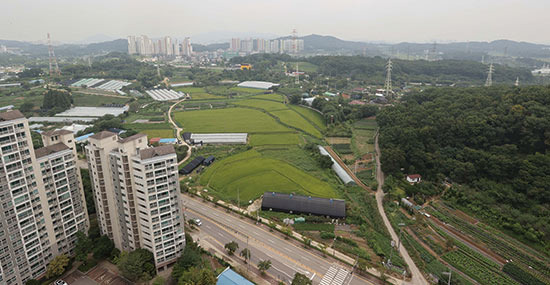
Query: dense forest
377 86 550 251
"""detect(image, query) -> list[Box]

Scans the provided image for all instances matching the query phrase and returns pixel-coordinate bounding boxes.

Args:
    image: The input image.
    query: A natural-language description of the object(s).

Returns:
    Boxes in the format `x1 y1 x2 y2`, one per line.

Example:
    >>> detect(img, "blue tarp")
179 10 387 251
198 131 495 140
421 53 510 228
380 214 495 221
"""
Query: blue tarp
159 138 177 143
217 268 254 285
75 133 94 142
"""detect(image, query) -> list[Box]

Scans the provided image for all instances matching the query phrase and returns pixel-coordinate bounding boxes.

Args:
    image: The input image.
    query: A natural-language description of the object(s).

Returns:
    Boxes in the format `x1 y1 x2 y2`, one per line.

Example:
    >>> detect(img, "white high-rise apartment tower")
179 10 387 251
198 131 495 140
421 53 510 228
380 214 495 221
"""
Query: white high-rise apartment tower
85 132 185 271
0 110 88 284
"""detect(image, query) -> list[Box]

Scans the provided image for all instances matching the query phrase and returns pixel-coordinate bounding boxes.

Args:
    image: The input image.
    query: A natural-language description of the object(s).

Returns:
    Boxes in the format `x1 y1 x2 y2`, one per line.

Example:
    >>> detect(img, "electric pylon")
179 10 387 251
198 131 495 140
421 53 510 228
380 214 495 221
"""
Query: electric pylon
384 58 393 99
47 33 60 76
485 63 494 87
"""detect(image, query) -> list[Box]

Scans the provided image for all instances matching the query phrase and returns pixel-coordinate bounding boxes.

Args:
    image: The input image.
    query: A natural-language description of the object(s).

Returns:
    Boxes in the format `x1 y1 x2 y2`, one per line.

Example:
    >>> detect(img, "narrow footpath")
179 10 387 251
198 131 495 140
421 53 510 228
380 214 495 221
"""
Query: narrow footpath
374 132 428 285
167 98 192 165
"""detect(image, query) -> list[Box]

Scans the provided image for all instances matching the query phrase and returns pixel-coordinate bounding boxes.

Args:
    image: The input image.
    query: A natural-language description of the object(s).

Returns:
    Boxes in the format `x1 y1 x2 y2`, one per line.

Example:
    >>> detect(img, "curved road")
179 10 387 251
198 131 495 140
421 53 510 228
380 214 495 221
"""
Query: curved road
374 132 428 285
168 98 192 164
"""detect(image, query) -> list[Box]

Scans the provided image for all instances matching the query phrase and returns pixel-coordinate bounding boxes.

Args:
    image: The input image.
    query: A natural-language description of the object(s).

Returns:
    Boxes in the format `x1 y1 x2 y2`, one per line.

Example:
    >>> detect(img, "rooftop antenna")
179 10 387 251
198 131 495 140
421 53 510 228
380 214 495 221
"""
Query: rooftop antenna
515 77 519 87
384 58 393 99
485 63 494 87
47 33 60 76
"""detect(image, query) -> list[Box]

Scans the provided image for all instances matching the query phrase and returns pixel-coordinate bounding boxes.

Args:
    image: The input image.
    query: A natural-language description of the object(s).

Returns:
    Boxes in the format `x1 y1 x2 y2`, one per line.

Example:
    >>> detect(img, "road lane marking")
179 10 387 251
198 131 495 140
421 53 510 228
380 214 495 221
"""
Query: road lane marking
268 238 275 244
205 225 212 229
218 233 224 237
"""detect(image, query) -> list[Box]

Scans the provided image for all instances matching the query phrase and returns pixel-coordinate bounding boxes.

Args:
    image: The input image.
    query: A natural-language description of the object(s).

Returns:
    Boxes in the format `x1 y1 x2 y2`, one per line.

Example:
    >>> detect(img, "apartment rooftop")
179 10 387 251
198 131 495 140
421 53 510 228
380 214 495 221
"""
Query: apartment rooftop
0 110 25 121
35 143 70 158
139 145 175 160
118 133 147 143
89 131 117 140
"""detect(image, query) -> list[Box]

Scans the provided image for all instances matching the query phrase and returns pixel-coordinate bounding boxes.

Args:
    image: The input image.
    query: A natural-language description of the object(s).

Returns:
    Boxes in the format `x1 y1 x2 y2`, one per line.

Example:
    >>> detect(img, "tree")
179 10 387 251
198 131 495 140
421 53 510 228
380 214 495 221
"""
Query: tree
257 259 272 275
178 267 216 285
152 276 165 285
240 248 251 263
289 94 301 104
117 249 155 282
19 102 34 113
93 235 114 260
46 254 70 279
74 231 92 261
42 89 72 111
291 272 312 285
25 279 41 285
224 241 239 255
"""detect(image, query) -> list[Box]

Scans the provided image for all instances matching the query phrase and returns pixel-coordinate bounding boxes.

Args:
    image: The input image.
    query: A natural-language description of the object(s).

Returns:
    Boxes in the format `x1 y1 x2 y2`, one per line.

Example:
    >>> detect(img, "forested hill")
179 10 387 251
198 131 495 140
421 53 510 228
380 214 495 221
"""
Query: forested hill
308 56 534 85
377 85 550 250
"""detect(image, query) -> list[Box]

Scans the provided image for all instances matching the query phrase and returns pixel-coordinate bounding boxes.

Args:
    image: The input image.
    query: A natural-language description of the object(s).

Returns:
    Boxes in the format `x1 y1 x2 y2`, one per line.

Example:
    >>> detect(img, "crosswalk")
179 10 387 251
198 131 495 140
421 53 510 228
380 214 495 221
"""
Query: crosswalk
320 265 349 285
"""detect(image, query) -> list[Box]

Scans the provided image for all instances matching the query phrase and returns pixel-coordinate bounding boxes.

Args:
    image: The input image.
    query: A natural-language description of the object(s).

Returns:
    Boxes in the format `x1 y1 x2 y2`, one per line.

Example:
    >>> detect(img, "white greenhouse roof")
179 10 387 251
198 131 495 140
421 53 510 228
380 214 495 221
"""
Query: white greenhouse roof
318 146 355 184
190 133 248 144
146 89 185 101
237 81 280 90
55 106 128 117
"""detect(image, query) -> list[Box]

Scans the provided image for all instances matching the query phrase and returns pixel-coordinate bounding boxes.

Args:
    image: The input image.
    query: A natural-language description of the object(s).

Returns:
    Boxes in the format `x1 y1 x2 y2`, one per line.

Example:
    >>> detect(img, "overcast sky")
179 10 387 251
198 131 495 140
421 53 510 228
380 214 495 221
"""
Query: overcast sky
1 0 549 44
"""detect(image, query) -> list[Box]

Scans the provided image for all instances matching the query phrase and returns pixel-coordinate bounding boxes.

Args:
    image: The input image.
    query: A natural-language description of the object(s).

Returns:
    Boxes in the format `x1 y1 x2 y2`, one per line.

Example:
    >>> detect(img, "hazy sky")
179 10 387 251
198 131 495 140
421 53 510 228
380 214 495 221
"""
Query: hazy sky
1 0 549 44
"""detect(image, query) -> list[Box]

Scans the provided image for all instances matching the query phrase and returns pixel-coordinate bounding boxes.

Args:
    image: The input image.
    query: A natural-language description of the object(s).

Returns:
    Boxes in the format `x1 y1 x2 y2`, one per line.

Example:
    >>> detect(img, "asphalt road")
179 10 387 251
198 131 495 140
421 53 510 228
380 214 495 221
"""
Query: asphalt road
183 196 374 285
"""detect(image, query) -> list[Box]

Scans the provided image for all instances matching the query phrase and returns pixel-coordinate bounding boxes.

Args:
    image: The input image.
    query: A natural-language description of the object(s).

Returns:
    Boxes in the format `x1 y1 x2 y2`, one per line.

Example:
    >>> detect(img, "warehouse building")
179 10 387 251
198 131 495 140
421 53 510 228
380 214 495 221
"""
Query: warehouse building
318 146 355 184
190 133 247 144
262 192 346 218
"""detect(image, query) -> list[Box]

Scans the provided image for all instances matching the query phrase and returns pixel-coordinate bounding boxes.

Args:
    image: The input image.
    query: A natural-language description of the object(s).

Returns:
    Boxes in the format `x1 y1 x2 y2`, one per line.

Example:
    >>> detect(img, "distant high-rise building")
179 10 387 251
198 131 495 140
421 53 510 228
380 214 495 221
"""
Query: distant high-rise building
85 132 185 271
173 39 179 56
182 37 192 57
0 111 88 284
230 38 241 51
127 36 137 54
164 36 172 56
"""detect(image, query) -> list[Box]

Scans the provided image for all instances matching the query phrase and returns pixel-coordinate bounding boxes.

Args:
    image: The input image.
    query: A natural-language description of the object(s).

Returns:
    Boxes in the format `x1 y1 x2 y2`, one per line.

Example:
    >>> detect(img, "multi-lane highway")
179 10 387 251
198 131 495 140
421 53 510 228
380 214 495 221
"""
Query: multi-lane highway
183 195 377 285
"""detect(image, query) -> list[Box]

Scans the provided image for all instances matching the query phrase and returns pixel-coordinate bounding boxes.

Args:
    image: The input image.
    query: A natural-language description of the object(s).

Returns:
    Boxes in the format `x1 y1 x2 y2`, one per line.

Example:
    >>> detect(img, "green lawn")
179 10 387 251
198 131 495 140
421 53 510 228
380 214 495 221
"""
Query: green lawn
289 105 326 130
200 150 338 202
295 62 319 73
72 93 131 107
123 123 174 138
271 109 322 138
233 99 288 111
249 133 301 146
173 107 291 133
189 93 222 100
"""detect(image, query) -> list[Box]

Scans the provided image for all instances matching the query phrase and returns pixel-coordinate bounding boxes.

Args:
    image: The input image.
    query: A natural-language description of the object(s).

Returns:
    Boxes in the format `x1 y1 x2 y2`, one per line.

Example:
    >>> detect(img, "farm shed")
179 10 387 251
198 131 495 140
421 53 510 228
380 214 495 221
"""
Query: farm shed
318 146 355 185
179 156 205 174
190 133 247 144
262 192 346 218
149 137 161 144
203 155 215 166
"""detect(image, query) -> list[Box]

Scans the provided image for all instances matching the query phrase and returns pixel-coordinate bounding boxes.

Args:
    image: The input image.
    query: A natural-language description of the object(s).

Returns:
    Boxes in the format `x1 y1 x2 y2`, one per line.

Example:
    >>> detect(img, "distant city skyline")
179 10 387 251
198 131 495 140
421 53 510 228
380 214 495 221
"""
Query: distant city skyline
1 0 549 45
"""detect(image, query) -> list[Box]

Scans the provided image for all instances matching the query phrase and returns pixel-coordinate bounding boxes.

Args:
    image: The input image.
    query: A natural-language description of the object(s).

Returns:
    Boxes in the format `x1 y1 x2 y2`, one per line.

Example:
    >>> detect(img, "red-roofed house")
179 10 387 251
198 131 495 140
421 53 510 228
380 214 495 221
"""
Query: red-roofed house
406 174 422 184
341 93 350 99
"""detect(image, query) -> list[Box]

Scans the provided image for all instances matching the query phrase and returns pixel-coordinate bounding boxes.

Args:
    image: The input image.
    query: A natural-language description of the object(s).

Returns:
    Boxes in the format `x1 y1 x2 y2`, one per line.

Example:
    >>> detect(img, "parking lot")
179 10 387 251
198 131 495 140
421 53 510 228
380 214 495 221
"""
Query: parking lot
62 264 131 285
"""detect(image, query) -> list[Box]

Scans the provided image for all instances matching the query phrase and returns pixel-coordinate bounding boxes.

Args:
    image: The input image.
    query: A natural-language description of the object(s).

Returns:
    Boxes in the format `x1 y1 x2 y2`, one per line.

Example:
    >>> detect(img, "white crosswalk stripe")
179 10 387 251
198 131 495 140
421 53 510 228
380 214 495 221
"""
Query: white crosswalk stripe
319 266 349 285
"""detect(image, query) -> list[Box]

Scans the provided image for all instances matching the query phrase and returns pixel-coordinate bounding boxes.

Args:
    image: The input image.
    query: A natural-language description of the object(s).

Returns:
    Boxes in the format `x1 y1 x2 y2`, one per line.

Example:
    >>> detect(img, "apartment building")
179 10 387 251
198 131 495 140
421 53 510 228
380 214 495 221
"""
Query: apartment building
0 111 88 284
86 131 185 270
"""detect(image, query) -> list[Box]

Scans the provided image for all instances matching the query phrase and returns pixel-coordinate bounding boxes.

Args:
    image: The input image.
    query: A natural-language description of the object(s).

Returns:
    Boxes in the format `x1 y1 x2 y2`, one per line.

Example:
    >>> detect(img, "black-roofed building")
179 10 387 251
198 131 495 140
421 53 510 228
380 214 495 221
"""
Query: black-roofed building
180 156 205 174
203 155 215 166
261 192 346 218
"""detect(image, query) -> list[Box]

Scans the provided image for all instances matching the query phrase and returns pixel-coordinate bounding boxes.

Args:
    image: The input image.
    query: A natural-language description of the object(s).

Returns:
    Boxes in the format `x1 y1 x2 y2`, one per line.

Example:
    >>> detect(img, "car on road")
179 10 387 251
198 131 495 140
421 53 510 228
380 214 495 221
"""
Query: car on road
194 218 202 226
55 280 68 285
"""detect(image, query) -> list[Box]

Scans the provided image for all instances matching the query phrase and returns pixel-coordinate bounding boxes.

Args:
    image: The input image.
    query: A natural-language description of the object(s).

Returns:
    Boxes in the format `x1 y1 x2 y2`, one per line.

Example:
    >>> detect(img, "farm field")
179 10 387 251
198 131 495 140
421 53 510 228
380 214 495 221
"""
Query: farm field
199 150 338 202
252 93 284 102
0 89 44 109
294 62 319 73
249 133 302 146
72 93 130 106
352 128 376 154
233 98 288 111
289 105 326 130
123 123 174 138
229 87 266 94
271 109 322 138
173 107 291 133
189 93 222 100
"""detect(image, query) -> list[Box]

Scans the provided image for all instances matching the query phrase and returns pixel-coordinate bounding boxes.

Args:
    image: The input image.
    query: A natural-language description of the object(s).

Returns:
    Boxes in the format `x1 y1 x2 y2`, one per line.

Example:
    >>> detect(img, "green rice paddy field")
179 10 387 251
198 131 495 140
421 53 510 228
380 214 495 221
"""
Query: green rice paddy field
173 107 291 133
200 150 338 202
249 133 302 146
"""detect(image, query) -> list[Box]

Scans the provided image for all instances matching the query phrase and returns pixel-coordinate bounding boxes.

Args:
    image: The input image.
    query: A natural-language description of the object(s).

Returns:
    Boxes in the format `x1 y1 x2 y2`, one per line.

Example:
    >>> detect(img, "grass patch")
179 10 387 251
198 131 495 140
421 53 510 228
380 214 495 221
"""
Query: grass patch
189 93 222 100
293 223 335 232
249 133 301 146
354 118 377 130
252 93 285 102
332 144 353 154
233 99 288 111
289 105 326 130
352 128 375 155
295 62 319 73
174 108 291 133
200 150 338 202
271 109 322 138
72 93 131 107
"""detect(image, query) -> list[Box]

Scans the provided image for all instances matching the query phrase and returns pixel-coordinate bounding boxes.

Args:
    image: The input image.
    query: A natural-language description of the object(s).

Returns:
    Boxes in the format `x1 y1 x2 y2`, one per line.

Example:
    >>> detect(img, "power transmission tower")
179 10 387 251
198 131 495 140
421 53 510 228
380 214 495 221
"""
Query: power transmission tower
384 58 393 99
485 63 494 87
291 29 298 54
295 62 299 85
47 33 60 76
